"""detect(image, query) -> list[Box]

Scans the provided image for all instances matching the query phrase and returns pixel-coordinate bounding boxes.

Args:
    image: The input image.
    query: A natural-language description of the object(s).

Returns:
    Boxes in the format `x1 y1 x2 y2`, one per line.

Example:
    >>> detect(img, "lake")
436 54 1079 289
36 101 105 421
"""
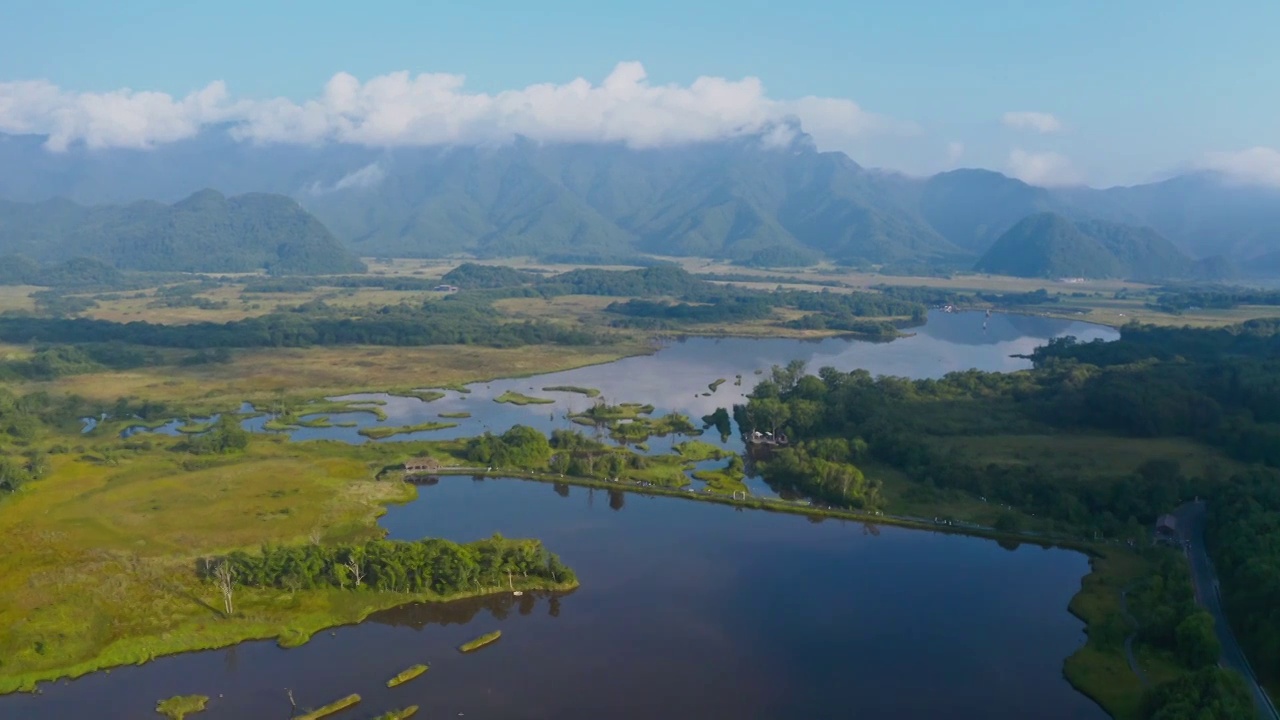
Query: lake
10 311 1118 719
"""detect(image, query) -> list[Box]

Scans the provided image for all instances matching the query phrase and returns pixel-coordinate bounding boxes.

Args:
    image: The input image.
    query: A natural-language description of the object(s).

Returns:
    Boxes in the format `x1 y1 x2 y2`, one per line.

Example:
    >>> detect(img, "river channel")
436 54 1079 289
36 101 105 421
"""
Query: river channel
8 311 1117 719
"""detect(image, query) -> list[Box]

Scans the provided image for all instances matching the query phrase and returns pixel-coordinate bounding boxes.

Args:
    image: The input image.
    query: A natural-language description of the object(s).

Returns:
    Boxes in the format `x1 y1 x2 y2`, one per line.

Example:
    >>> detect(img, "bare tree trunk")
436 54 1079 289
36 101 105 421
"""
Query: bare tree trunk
213 560 235 616
344 557 365 587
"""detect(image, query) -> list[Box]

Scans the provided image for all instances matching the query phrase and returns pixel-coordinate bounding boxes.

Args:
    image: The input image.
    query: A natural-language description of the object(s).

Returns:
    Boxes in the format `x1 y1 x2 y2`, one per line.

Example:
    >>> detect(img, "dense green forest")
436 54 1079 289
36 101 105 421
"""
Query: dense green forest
202 535 574 596
0 190 364 275
734 318 1280 706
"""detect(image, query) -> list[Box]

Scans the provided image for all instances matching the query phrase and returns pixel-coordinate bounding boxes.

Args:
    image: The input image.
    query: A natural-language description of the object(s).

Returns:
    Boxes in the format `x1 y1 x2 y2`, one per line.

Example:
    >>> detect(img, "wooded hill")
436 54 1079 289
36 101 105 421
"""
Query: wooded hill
973 213 1212 280
0 189 365 275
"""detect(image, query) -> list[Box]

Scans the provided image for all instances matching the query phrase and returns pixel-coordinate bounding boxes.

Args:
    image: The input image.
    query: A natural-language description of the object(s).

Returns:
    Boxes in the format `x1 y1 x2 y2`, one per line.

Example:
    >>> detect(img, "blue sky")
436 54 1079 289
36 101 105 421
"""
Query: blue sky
3 0 1279 187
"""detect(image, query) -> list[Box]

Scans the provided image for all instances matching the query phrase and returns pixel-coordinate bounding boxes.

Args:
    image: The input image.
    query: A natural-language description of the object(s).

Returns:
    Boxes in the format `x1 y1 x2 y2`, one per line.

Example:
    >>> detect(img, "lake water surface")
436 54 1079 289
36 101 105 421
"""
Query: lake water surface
8 312 1118 719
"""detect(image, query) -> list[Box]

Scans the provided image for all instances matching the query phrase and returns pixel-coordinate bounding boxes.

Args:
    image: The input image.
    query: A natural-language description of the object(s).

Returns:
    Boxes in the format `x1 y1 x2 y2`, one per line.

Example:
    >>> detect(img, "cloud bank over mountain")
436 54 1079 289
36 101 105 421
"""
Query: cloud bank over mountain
2 63 1278 191
0 62 902 154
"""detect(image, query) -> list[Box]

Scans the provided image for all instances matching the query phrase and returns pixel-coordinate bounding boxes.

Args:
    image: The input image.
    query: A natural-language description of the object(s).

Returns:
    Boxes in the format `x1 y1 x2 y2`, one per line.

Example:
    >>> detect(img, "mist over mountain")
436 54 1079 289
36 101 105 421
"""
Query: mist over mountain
0 189 364 275
2 125 1279 278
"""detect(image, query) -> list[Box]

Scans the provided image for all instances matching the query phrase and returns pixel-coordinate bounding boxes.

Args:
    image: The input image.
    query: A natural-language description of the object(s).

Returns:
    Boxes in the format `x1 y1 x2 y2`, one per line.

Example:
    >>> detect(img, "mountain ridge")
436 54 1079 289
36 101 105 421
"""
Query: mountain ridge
0 189 366 275
2 129 1279 276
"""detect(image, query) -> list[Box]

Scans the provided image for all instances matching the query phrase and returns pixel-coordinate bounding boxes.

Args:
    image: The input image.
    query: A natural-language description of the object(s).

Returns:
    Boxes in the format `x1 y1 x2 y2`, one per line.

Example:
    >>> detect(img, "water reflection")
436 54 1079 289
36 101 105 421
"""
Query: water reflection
0 477 1107 720
369 589 575 631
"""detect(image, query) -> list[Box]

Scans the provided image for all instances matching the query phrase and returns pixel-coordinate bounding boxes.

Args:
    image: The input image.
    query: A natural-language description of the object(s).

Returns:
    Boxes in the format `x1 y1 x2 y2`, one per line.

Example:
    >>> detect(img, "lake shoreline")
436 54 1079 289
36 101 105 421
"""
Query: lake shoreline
0 577 579 696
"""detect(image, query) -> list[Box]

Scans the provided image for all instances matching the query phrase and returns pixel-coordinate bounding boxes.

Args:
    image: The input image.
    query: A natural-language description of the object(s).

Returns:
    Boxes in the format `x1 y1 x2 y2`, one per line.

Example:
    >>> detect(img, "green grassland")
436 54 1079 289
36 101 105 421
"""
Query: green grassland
0 434 575 694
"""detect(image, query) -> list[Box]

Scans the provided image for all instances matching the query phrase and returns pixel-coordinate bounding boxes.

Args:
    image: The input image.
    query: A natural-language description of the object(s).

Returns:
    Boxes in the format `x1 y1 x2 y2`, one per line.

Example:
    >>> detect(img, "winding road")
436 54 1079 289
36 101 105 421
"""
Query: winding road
1173 500 1279 720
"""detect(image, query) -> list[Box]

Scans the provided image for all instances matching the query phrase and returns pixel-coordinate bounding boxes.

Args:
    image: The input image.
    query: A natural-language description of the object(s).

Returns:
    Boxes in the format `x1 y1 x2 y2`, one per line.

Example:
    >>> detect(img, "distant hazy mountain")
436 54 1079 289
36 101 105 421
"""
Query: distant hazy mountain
975 213 1193 280
2 127 1279 276
307 133 964 265
1057 174 1280 261
911 169 1068 253
0 189 365 275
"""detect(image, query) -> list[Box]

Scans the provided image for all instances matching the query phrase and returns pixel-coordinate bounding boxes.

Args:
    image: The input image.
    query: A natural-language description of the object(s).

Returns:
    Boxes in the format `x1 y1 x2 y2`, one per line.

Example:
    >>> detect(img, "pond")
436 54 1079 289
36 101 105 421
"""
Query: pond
0 478 1106 719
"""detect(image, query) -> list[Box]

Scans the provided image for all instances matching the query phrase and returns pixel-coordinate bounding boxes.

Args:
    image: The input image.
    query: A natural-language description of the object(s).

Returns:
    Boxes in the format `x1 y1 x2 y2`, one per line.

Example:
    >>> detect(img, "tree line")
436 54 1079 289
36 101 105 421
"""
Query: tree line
0 301 599 349
199 534 574 609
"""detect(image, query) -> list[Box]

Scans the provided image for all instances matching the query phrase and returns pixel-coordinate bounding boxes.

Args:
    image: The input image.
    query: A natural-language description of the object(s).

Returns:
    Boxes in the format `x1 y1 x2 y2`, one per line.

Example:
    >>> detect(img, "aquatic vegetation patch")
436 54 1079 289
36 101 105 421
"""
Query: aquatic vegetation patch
692 457 748 495
542 385 601 397
495 390 555 405
674 440 730 462
438 411 472 419
370 708 420 720
295 693 361 720
358 422 459 440
459 630 502 653
402 390 446 403
386 663 429 688
156 694 209 719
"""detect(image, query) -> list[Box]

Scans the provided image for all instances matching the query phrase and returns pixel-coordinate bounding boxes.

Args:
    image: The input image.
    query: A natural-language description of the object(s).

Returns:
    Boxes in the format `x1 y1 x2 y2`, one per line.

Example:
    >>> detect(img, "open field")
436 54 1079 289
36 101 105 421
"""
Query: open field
926 434 1248 483
0 285 41 313
492 294 620 325
19 343 646 411
1028 296 1280 328
77 285 446 326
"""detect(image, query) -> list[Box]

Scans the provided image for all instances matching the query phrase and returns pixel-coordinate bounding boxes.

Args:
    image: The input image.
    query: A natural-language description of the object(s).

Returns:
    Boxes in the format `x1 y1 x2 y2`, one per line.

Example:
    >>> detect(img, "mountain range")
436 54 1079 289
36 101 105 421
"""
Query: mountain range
0 189 364 275
1 124 1278 279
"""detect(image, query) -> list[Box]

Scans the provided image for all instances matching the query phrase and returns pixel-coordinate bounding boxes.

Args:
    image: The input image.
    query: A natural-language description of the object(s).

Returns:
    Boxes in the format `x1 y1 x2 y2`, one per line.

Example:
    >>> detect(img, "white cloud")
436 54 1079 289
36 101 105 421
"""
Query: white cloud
946 141 965 163
0 80 238 151
1198 146 1280 187
0 62 905 153
1001 111 1063 134
1006 149 1082 186
305 162 387 195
